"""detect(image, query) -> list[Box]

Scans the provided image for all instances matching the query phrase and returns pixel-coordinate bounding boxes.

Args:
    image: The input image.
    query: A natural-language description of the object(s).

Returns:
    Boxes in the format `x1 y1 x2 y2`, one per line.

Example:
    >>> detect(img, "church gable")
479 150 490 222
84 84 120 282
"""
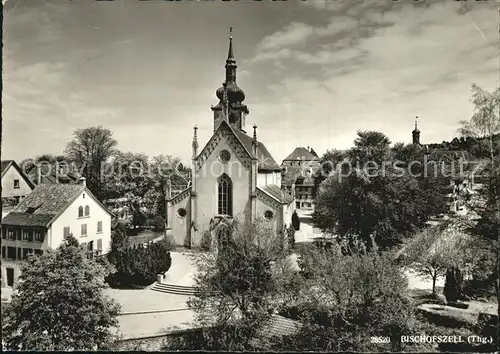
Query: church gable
196 121 252 171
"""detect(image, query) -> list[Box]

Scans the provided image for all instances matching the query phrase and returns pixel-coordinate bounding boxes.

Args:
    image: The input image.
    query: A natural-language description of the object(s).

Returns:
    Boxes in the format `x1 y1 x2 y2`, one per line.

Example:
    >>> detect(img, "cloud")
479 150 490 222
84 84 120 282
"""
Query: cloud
255 22 315 52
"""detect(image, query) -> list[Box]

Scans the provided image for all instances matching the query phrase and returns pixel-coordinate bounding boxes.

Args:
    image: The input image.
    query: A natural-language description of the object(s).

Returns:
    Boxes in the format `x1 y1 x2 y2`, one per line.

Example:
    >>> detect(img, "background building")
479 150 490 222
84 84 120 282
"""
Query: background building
281 147 320 210
1 160 35 213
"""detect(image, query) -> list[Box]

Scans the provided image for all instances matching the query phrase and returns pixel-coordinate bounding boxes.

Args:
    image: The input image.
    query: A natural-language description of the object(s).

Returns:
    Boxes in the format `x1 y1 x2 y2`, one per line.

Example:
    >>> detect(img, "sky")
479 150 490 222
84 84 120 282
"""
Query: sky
2 0 499 165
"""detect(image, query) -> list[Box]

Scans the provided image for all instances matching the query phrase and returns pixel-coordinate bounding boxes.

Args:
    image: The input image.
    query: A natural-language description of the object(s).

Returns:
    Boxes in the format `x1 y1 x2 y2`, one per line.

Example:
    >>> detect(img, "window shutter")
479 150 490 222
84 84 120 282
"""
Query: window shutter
97 239 102 250
2 246 5 259
17 229 21 241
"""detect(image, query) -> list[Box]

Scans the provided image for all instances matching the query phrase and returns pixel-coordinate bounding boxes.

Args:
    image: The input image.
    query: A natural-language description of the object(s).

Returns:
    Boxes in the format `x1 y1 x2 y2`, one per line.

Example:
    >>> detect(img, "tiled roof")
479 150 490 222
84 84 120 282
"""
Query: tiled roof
1 212 55 227
26 164 80 185
282 165 317 186
283 147 319 162
1 160 14 175
232 126 281 172
259 184 294 204
16 184 85 215
250 315 302 347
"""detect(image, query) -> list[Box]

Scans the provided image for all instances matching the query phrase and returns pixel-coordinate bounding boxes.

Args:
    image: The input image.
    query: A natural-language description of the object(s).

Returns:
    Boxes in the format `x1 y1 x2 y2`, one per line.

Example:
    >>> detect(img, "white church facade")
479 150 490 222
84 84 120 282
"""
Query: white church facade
165 30 295 248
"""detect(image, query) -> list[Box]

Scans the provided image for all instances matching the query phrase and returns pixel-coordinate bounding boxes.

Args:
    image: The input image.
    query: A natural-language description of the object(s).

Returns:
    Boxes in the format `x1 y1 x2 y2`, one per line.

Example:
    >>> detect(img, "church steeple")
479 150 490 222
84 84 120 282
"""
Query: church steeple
212 27 249 133
412 116 421 145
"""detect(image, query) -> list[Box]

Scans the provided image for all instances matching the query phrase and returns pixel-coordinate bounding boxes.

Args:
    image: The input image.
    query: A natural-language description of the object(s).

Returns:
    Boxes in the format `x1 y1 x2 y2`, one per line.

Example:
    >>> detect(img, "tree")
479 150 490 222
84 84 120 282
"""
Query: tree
313 149 346 198
2 235 120 350
348 130 391 166
459 84 500 320
65 126 118 200
291 211 300 231
458 84 500 165
402 222 470 295
314 166 442 251
282 248 417 352
186 218 290 350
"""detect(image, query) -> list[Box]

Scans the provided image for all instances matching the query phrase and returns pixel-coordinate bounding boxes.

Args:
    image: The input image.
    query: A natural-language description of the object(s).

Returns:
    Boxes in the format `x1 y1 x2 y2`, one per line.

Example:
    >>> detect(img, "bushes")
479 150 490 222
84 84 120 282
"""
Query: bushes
291 211 300 231
201 230 212 251
107 240 172 288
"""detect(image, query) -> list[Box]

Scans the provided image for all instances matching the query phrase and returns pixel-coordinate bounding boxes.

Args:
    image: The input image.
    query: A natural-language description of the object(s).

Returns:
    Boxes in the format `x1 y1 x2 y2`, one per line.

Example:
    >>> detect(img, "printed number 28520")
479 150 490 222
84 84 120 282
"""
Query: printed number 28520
371 336 390 343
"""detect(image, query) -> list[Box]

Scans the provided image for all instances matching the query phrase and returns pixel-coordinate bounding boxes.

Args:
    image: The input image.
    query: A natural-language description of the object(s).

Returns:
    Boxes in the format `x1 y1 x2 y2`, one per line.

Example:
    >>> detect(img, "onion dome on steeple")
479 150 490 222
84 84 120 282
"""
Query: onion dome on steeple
214 27 246 104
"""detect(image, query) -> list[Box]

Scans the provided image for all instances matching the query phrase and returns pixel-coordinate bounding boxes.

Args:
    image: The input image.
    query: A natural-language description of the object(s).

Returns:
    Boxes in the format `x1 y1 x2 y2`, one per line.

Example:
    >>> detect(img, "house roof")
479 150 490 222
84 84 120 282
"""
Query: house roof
250 315 302 347
25 164 80 185
1 160 14 175
258 184 294 204
283 147 319 162
1 160 35 189
2 183 112 227
1 212 55 227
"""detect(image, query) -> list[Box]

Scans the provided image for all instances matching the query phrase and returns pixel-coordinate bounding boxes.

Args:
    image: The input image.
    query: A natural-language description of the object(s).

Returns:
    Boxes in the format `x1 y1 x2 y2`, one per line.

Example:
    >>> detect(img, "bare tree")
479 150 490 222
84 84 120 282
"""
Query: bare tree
65 126 117 199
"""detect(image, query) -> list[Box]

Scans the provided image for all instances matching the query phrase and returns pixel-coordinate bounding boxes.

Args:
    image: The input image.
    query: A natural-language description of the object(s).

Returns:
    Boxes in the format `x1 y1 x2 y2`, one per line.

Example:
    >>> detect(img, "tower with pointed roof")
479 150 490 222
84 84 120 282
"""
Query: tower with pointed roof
165 29 294 250
412 116 421 145
211 27 249 133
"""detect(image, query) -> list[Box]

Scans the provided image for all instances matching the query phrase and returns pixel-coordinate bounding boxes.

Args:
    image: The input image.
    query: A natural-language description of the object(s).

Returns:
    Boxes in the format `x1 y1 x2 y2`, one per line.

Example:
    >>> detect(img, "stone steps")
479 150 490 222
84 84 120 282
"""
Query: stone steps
150 282 197 296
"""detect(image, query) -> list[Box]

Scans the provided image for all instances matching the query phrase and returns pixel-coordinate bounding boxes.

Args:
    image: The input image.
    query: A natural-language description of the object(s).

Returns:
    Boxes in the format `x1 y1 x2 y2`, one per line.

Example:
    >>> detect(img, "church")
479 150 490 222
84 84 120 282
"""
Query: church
165 30 295 249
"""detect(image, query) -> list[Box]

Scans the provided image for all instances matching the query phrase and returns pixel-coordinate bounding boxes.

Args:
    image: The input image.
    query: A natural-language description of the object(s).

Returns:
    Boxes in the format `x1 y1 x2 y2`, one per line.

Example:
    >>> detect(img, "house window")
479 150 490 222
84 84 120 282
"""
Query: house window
6 247 16 260
81 242 87 251
34 231 42 242
217 173 233 216
78 206 84 218
88 241 94 251
81 224 87 236
1 246 5 259
97 239 102 251
84 206 90 217
22 248 34 260
7 228 15 240
63 227 70 239
97 221 103 233
13 179 20 189
22 230 30 241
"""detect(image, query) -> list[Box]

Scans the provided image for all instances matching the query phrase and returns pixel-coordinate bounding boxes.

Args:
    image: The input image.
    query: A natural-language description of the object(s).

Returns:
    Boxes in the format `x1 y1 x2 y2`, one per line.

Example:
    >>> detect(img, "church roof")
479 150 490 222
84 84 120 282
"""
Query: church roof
258 184 294 204
232 127 281 172
283 147 319 162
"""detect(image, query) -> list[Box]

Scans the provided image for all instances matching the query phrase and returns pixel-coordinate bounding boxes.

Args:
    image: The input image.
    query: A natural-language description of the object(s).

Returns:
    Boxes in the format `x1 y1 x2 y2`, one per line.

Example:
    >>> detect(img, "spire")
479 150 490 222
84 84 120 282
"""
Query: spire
414 116 419 131
227 27 234 61
252 124 257 145
192 125 199 157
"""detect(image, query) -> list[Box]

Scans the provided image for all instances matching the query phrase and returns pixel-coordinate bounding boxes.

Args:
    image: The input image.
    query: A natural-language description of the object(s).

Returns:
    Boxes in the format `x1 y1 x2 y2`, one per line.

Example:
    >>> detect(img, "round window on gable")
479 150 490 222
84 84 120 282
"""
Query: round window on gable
264 210 274 220
219 150 231 163
177 208 187 218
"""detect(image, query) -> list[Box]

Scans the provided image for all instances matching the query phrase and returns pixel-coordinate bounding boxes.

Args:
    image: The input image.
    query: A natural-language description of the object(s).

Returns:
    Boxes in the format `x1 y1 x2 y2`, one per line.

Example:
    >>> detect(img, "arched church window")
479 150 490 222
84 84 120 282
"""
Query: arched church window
177 208 187 218
219 150 231 163
217 173 233 216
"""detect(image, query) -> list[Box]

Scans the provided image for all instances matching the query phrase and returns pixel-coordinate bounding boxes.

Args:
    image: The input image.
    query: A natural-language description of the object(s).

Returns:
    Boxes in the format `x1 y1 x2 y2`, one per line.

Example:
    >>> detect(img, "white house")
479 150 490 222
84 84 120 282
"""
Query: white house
1 160 35 210
1 178 113 288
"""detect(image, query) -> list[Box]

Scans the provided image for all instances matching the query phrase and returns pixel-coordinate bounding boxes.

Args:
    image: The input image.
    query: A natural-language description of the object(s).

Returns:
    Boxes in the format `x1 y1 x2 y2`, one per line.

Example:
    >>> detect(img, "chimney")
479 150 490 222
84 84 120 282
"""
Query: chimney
79 177 86 186
55 162 59 184
37 165 42 185
307 146 310 152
